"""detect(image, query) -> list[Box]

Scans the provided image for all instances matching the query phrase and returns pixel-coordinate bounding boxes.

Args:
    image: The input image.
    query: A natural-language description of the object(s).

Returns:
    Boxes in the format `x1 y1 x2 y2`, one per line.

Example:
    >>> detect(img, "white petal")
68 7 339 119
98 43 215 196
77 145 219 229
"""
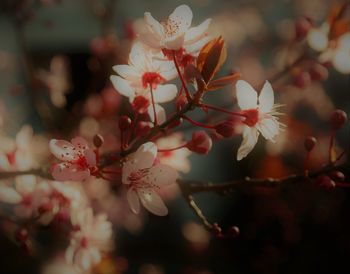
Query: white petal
110 75 135 98
333 50 350 74
147 164 178 187
169 5 192 34
258 81 274 113
0 185 21 204
237 126 259 161
160 68 178 81
138 33 162 49
257 117 280 141
127 188 140 214
49 139 76 161
148 104 166 124
164 34 185 50
129 42 148 70
185 35 211 55
137 188 168 216
236 80 258 110
184 18 211 44
113 65 140 80
144 12 164 38
15 175 36 195
152 84 177 103
307 28 328 52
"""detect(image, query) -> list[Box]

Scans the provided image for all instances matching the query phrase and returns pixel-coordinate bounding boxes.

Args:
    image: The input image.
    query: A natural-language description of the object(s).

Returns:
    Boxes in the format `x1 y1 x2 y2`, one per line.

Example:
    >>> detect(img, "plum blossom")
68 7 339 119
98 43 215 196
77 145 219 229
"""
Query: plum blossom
307 23 350 74
49 137 97 181
236 80 284 161
156 133 191 173
66 207 113 271
122 142 178 216
139 4 211 55
110 42 177 123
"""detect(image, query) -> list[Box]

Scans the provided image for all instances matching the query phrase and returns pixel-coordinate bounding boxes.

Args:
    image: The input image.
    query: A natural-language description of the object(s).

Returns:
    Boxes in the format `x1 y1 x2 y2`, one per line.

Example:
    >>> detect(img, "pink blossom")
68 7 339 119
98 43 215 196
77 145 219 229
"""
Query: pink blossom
49 137 97 181
122 142 178 216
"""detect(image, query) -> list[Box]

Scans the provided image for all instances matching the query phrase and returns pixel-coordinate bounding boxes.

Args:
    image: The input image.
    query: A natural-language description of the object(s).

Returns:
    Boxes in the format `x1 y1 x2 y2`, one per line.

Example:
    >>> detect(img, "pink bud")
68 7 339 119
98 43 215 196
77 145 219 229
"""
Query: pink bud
135 121 151 137
315 175 336 190
294 17 313 41
118 116 132 131
329 171 345 182
215 121 235 138
93 134 104 148
309 63 328 81
304 136 317 152
15 228 29 243
187 131 213 154
176 94 188 111
293 71 311 88
330 109 347 130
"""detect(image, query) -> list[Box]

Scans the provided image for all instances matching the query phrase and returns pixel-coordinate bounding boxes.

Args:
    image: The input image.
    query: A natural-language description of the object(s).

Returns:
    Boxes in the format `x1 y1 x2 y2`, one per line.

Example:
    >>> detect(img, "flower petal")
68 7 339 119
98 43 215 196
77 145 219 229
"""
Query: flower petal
184 18 211 44
144 12 164 38
147 164 178 187
148 104 166 124
169 5 192 34
257 117 280 141
258 81 274 113
49 139 76 161
152 84 177 103
52 163 90 182
84 149 96 166
15 175 36 195
127 188 140 214
137 188 168 216
110 75 135 98
113 65 140 80
333 49 350 74
236 80 258 110
0 185 21 204
164 34 185 50
71 136 89 150
237 126 259 161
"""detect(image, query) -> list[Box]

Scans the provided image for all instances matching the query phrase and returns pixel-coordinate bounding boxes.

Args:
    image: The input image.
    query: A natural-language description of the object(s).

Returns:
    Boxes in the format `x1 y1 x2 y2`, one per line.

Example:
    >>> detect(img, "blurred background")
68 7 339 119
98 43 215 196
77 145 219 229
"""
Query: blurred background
0 0 350 273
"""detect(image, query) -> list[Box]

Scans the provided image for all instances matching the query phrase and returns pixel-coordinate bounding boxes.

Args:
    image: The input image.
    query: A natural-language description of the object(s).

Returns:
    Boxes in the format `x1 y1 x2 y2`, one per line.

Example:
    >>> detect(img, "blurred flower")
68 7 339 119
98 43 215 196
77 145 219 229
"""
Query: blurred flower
49 137 97 181
139 4 211 52
37 55 71 108
156 133 191 173
236 80 284 160
122 142 178 216
66 207 113 271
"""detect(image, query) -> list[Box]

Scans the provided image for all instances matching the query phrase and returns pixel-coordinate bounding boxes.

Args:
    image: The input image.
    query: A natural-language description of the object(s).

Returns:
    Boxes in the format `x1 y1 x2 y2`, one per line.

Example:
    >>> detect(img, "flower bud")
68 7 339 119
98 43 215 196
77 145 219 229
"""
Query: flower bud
309 63 328 81
93 134 104 148
330 109 347 130
15 228 29 243
294 17 313 41
315 175 336 190
118 116 132 131
176 94 188 111
187 131 213 154
215 121 235 138
227 226 240 238
304 136 317 152
135 121 151 137
293 71 311 88
329 171 345 182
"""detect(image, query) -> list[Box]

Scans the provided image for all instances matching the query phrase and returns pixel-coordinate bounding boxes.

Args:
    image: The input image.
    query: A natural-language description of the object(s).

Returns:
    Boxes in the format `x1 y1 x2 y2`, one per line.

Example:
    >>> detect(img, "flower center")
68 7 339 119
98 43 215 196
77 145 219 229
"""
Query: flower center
132 96 150 114
161 151 173 158
75 155 89 169
162 19 180 37
142 72 164 89
241 108 259 127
